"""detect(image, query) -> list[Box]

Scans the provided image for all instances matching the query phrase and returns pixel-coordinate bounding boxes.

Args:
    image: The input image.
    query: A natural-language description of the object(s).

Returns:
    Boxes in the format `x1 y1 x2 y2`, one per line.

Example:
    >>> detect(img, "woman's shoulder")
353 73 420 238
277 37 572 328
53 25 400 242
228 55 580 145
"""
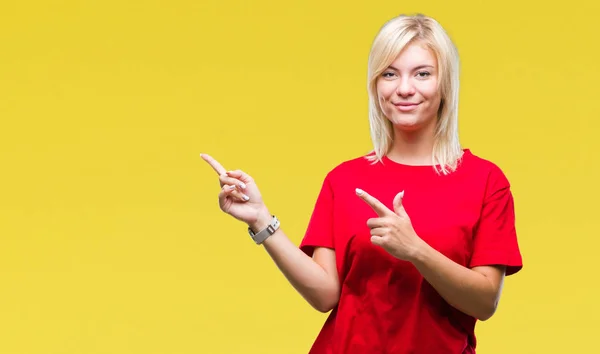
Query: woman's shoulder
325 153 375 177
461 149 511 188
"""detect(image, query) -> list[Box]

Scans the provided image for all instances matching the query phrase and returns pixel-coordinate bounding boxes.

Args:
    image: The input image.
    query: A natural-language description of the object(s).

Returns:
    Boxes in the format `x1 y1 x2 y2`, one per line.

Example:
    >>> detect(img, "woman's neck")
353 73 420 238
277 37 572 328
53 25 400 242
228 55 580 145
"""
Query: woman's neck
386 124 436 166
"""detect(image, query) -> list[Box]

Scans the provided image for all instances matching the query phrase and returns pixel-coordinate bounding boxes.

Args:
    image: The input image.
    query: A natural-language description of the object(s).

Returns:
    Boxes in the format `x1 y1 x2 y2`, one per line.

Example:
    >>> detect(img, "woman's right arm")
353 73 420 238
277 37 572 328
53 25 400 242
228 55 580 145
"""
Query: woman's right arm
201 154 340 313
252 213 340 312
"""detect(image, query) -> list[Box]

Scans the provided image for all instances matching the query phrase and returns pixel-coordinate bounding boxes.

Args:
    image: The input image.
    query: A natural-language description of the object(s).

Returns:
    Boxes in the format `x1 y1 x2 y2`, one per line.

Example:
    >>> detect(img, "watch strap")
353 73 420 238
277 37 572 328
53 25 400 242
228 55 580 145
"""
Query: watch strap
248 216 280 244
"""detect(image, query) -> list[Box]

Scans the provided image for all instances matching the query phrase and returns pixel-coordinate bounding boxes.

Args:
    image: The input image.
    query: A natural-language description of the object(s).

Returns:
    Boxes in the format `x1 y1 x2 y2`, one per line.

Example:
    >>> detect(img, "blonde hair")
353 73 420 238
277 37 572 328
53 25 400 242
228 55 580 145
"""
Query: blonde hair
365 14 462 174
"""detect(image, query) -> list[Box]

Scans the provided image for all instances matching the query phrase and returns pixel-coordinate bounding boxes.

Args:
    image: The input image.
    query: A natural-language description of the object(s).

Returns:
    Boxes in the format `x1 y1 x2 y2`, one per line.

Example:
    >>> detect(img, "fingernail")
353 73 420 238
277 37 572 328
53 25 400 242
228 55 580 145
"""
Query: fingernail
229 185 236 190
399 190 404 198
239 182 246 189
243 195 250 201
356 188 364 195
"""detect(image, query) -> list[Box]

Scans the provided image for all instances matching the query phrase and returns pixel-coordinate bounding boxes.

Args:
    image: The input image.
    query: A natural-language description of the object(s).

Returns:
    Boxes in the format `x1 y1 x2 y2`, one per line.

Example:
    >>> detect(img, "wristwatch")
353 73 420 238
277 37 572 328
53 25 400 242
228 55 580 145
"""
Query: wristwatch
248 215 280 245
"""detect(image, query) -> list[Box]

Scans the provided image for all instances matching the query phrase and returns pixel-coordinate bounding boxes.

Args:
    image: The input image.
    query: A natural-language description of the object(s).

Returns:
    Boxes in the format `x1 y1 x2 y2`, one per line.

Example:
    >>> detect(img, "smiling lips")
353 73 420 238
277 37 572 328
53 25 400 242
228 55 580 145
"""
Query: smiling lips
393 102 420 112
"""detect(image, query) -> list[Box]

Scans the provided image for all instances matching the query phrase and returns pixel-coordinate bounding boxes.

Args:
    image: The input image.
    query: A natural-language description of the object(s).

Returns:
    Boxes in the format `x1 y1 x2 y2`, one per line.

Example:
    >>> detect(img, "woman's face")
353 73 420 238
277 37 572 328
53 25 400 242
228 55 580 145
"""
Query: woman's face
376 41 442 133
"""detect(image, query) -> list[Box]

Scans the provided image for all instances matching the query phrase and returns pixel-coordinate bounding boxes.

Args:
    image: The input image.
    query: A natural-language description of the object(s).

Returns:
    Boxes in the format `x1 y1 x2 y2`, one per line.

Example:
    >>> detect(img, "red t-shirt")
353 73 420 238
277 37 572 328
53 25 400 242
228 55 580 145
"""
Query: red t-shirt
299 149 523 354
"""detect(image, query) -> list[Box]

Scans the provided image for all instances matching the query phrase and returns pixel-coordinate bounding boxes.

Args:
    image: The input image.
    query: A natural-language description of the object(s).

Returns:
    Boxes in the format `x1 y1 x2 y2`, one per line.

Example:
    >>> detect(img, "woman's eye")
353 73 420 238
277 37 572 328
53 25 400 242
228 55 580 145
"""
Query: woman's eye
416 71 431 78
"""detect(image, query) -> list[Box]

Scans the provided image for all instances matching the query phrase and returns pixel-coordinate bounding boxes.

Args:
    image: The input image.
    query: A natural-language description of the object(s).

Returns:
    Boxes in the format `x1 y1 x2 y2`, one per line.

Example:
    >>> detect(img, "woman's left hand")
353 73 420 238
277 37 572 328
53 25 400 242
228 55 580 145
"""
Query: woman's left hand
355 188 425 262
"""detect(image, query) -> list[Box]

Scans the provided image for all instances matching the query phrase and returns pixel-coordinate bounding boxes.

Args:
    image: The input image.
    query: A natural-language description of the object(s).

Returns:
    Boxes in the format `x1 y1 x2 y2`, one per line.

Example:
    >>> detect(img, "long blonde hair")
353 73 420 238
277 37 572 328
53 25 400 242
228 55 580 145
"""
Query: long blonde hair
365 14 462 174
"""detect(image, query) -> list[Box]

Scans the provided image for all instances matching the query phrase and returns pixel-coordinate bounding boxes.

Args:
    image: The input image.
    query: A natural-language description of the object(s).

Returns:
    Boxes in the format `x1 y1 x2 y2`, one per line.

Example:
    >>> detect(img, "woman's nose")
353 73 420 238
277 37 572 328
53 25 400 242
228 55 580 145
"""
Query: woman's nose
396 77 415 97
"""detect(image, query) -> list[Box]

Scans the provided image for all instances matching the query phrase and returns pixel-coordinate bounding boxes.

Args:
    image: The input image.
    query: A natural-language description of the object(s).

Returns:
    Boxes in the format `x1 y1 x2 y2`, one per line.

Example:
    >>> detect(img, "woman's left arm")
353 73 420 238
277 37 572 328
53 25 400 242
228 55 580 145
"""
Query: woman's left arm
356 188 508 321
410 244 505 321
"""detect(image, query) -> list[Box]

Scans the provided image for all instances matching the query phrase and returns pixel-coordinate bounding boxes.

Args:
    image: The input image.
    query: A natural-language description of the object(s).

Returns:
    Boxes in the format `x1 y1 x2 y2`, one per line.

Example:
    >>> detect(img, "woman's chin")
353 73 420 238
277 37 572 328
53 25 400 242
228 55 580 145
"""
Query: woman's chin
387 114 436 134
390 120 422 132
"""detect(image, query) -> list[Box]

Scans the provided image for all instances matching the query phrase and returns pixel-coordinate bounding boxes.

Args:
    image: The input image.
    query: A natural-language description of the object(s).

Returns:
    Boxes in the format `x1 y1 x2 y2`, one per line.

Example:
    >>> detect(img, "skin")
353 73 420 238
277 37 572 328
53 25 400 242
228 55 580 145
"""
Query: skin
376 41 441 165
201 40 506 320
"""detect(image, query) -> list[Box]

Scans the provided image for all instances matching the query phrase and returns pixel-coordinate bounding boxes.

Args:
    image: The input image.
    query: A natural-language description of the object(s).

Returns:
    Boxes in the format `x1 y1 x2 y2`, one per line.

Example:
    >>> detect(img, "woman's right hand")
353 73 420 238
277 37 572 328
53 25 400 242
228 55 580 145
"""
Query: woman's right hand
200 153 271 230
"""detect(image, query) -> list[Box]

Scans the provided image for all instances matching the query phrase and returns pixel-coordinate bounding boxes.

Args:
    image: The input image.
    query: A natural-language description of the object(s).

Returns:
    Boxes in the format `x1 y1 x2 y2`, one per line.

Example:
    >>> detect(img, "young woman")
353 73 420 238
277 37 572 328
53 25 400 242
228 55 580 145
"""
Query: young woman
202 13 522 354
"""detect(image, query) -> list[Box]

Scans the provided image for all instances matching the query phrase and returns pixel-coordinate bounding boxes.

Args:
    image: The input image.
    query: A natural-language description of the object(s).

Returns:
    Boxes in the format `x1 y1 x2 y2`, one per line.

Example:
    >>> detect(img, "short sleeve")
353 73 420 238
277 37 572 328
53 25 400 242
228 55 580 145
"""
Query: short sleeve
299 173 335 257
469 167 523 275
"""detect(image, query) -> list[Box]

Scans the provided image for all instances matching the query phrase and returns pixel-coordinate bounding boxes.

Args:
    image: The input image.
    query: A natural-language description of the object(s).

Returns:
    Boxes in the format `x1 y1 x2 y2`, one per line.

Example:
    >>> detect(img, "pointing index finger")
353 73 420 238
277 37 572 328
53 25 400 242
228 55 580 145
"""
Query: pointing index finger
356 188 392 217
200 153 227 176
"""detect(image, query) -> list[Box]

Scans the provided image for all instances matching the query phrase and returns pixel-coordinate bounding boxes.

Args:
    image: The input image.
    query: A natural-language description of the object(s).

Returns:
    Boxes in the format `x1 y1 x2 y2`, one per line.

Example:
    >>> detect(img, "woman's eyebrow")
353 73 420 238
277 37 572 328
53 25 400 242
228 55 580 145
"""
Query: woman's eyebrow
387 64 435 71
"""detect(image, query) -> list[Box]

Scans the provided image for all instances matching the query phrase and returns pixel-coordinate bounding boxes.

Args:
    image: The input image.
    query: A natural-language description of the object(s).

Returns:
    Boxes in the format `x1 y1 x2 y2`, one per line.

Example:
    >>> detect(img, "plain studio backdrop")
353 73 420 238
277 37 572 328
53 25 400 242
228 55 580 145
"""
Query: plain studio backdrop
0 0 598 353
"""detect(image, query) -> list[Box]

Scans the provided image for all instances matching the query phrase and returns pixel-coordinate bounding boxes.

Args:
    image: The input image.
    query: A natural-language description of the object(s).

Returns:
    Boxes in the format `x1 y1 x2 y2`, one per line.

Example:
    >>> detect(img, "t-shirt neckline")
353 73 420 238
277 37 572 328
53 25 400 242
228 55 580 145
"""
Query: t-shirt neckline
380 148 471 170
